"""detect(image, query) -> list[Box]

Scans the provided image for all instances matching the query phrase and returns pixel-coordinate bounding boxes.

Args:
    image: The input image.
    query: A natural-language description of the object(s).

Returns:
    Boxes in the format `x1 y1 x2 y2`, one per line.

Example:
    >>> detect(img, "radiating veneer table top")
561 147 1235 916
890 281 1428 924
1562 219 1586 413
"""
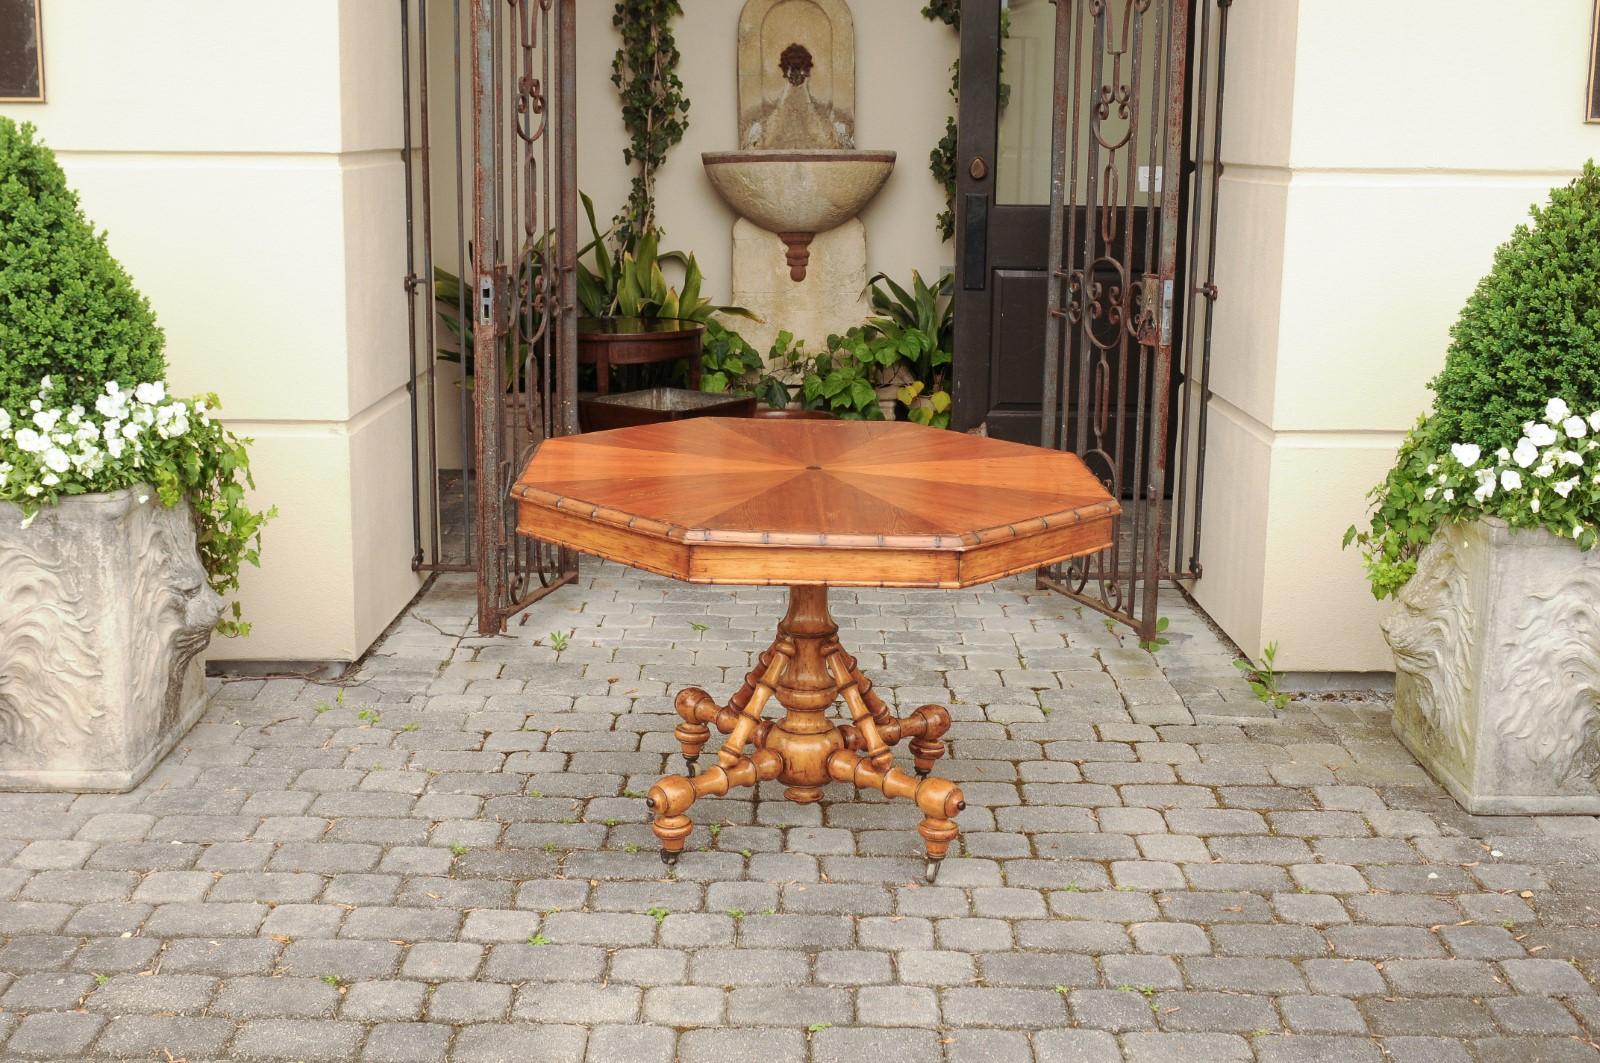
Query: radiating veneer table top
511 418 1118 588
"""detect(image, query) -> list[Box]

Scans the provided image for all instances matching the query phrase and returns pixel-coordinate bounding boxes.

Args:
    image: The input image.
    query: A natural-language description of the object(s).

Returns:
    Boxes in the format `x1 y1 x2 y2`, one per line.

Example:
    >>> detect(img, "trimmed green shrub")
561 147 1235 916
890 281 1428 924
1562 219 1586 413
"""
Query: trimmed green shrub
1430 161 1600 450
0 118 166 412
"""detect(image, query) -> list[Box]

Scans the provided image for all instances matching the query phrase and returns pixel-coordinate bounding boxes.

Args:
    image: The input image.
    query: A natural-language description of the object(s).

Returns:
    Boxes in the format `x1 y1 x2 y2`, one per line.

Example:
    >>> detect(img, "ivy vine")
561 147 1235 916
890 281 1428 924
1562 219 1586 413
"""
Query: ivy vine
611 0 690 253
922 1 1008 242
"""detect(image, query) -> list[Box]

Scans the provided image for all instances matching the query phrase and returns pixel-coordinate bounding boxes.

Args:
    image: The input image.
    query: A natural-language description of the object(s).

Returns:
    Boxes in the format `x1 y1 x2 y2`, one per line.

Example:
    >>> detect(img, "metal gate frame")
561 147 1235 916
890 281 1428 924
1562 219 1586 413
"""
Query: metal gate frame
400 0 579 636
1037 0 1230 640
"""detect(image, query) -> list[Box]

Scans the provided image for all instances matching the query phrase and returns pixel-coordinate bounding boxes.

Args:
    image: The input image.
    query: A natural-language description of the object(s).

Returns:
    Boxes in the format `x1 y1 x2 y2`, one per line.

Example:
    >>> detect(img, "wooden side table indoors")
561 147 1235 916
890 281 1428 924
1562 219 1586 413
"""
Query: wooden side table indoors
511 418 1118 881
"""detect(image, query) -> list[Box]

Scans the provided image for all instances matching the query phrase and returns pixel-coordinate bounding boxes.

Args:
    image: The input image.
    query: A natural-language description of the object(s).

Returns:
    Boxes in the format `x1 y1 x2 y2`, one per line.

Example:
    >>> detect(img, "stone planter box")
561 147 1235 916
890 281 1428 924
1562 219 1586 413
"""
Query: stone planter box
0 487 221 792
1384 517 1600 814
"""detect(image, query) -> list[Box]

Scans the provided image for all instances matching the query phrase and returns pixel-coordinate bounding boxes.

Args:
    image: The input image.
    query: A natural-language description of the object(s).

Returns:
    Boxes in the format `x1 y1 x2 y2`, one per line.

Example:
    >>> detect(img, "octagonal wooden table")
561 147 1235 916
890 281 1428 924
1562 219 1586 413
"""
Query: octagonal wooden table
512 418 1118 881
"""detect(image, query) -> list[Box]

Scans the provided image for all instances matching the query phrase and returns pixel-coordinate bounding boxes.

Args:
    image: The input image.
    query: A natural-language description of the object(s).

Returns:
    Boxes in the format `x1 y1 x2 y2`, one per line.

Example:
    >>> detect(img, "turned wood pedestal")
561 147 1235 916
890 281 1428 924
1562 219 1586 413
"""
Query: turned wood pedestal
650 585 963 881
510 418 1118 881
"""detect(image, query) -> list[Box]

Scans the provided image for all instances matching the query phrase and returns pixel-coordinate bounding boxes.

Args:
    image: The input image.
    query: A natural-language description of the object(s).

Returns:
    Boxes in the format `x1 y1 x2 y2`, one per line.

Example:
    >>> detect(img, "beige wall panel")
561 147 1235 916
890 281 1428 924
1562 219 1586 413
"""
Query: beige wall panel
1257 436 1404 673
1205 170 1287 429
340 0 405 154
11 0 342 153
348 388 427 650
1292 0 1600 173
1215 0 1297 170
215 426 359 663
42 155 353 423
343 155 412 418
1190 401 1273 659
1272 174 1568 433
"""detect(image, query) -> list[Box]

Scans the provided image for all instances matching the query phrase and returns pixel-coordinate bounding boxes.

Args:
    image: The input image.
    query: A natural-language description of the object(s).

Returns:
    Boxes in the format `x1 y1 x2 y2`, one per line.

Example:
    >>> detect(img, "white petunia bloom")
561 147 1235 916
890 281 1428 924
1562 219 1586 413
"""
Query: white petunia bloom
39 375 52 393
1546 397 1571 423
40 471 58 487
1564 415 1588 439
1528 422 1558 447
1449 443 1481 467
106 436 124 459
41 447 70 474
1535 463 1555 479
13 427 45 453
1496 446 1512 463
1560 449 1585 467
1473 480 1495 503
1531 497 1542 513
1590 410 1600 432
134 381 165 404
31 408 61 433
1501 469 1523 491
1426 462 1438 475
1554 477 1579 498
121 422 141 441
1513 438 1539 468
0 408 10 432
1424 486 1437 500
1443 488 1455 502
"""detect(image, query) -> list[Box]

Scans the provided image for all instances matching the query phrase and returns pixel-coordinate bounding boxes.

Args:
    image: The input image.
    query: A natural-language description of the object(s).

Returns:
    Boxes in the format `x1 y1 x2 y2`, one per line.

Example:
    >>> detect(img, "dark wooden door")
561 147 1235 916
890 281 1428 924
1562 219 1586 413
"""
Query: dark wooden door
952 0 1165 451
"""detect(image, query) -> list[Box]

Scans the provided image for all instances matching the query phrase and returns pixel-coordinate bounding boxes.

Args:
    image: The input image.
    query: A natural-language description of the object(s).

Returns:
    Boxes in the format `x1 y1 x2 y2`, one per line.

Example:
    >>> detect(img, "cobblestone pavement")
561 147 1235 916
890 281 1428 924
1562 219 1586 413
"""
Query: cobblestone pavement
1 562 1598 1062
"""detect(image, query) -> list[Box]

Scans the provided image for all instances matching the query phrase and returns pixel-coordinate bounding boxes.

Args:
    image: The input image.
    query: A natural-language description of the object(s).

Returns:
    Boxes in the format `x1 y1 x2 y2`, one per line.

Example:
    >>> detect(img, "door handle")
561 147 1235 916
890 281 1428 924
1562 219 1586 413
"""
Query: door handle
962 193 989 291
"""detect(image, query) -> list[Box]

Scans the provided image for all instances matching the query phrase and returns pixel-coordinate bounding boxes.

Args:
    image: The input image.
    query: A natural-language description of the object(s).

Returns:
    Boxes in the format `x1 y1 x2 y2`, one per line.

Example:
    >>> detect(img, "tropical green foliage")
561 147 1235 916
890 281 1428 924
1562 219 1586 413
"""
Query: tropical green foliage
0 119 166 412
576 193 751 325
865 270 954 426
611 0 689 252
1429 162 1600 451
700 321 794 410
1347 164 1600 598
804 333 885 420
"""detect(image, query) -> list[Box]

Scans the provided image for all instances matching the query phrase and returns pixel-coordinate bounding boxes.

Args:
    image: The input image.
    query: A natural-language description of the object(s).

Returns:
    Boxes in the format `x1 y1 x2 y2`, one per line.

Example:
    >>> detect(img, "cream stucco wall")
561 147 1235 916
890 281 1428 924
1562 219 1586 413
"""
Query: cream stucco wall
1195 0 1600 674
574 1 959 311
2 0 423 664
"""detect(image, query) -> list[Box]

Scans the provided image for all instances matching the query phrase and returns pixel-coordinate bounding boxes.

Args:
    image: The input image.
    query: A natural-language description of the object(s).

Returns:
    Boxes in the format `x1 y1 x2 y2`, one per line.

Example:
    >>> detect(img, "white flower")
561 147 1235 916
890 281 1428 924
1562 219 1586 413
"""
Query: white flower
38 375 52 393
137 494 149 505
1590 410 1600 432
1501 469 1523 491
1474 480 1496 503
95 391 127 418
1424 486 1437 501
1528 422 1558 447
1535 463 1555 479
1426 462 1439 475
0 408 9 432
1496 446 1512 463
1554 477 1579 498
40 471 58 487
1546 397 1571 423
12 427 45 453
28 399 40 412
1513 438 1539 468
23 484 39 499
41 447 70 473
1564 415 1588 439
106 436 125 459
121 423 140 441
134 382 166 404
1449 443 1481 467
1560 449 1585 467
1443 488 1455 501
1531 496 1542 513
31 408 60 433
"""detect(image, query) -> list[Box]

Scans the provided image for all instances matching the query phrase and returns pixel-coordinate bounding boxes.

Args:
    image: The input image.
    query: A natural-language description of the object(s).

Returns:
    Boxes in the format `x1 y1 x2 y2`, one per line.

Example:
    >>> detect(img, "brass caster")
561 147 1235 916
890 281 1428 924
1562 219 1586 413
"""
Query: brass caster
924 859 942 884
684 756 698 778
660 849 679 868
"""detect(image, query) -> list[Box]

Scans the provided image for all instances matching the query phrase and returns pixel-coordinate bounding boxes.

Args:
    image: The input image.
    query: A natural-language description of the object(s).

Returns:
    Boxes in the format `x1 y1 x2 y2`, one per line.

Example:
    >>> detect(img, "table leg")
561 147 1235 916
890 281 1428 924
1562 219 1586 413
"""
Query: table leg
647 585 966 881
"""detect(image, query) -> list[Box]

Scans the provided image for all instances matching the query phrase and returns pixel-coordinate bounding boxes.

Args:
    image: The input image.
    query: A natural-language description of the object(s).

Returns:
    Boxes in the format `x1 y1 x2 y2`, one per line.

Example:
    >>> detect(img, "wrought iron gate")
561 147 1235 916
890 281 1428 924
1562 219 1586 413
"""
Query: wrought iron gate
1038 0 1230 640
399 0 578 635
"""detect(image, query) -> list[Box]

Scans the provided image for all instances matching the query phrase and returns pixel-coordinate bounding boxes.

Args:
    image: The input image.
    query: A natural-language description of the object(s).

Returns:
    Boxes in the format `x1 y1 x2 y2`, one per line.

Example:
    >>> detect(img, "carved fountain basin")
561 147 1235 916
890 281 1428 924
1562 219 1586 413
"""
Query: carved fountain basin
702 149 895 240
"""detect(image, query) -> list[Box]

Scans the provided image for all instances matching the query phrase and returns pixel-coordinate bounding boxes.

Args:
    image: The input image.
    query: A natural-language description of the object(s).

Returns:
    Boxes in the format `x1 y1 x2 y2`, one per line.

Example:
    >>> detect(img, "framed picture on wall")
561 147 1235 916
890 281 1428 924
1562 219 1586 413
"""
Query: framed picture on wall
0 0 43 104
1590 0 1600 122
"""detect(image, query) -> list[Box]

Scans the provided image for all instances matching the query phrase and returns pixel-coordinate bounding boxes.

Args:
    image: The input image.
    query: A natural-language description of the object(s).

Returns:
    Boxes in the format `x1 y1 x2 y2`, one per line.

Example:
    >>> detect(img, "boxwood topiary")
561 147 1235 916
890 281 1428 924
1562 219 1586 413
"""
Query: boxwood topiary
0 118 166 413
1430 161 1600 450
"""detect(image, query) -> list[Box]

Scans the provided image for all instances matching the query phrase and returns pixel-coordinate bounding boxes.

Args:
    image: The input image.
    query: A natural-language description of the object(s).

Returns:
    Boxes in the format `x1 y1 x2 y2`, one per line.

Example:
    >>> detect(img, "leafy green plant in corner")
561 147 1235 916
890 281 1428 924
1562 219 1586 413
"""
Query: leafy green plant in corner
1233 641 1289 711
700 321 797 410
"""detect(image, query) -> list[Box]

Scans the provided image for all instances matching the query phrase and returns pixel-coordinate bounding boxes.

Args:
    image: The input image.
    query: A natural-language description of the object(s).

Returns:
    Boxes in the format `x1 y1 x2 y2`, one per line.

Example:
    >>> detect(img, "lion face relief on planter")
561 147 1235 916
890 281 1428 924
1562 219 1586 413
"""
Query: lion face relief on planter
0 488 223 791
1386 519 1600 814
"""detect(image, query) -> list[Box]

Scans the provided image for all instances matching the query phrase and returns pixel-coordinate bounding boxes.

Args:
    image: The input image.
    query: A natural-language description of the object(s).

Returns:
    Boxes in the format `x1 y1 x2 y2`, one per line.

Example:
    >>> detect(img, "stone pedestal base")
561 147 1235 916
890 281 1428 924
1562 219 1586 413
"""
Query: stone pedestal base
1385 518 1600 814
0 488 222 792
731 217 870 358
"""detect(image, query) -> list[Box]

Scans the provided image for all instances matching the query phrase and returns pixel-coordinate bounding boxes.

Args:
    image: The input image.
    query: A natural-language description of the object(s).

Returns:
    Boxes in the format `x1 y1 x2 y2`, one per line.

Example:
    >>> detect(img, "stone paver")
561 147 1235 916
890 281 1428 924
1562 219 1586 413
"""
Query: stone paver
0 565 1596 1060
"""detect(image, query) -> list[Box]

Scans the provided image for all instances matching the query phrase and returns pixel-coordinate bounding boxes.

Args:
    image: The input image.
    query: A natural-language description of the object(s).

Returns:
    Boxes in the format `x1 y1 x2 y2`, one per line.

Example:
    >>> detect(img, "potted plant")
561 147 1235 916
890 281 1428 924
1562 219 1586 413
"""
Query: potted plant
861 269 954 423
576 193 754 395
1346 161 1600 814
0 120 273 791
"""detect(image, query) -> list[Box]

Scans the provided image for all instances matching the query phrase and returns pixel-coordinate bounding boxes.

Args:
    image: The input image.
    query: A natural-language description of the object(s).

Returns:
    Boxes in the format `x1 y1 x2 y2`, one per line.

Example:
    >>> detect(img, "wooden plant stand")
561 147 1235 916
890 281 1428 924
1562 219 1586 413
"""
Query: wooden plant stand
649 585 962 881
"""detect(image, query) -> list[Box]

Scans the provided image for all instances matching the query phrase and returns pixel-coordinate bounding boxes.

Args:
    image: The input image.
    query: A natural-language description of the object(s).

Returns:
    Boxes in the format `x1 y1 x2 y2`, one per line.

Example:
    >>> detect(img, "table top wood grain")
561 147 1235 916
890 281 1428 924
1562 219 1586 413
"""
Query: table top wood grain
511 418 1119 588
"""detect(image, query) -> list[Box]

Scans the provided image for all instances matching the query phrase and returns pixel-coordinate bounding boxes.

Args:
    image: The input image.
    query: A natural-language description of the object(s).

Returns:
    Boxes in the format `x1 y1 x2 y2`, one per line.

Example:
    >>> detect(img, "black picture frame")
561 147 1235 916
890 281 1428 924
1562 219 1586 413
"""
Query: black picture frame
1590 0 1600 123
0 0 42 103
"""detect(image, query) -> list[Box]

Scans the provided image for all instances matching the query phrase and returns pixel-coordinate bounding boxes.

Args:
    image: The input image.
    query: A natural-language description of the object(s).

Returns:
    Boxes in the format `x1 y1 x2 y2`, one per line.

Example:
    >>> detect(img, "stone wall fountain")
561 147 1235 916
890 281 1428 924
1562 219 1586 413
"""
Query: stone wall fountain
703 0 894 355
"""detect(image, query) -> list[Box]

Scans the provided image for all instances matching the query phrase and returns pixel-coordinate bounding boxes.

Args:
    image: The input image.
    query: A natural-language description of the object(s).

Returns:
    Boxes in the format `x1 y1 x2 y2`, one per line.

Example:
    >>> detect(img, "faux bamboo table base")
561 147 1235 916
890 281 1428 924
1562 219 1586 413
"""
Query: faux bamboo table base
511 418 1118 880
